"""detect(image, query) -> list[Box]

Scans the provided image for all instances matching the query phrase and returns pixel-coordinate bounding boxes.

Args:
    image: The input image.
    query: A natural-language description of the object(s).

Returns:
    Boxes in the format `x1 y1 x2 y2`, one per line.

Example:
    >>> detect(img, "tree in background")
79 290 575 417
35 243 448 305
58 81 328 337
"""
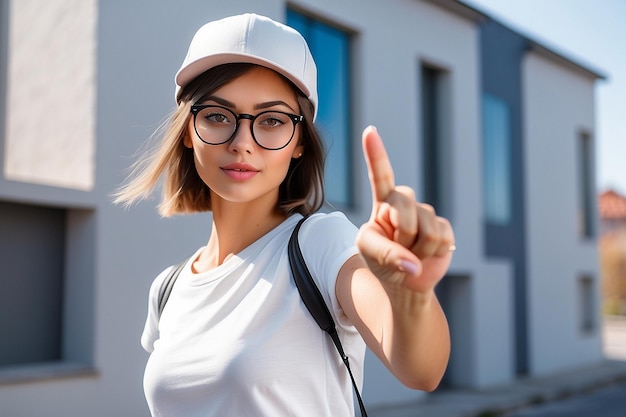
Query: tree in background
600 229 626 315
599 190 626 316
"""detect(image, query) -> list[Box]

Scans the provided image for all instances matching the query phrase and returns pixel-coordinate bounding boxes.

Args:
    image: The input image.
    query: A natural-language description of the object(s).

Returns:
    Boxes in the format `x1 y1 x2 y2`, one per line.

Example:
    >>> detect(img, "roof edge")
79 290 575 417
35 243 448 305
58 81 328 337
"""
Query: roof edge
527 41 607 81
426 0 607 81
423 0 486 23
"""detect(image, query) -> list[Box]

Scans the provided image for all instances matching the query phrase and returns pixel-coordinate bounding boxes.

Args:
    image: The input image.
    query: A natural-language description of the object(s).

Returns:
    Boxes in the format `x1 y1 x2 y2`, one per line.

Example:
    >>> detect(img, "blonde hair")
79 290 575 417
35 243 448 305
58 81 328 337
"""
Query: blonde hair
114 63 325 217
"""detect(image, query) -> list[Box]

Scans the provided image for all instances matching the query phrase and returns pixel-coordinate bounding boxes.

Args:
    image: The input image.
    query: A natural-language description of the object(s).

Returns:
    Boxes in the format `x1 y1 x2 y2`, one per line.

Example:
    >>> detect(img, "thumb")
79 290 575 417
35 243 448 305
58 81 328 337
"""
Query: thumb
357 225 423 278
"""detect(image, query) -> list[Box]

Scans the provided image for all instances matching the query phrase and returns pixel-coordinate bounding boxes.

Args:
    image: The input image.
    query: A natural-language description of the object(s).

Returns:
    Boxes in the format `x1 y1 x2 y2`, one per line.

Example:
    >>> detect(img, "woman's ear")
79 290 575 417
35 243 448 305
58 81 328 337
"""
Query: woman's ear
292 144 304 159
183 123 194 148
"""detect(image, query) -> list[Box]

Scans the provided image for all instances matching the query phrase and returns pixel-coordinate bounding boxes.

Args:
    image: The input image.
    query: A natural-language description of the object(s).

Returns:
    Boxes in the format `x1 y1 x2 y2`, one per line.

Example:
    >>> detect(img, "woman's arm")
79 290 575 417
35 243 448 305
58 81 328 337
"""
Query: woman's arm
336 255 450 390
335 126 454 390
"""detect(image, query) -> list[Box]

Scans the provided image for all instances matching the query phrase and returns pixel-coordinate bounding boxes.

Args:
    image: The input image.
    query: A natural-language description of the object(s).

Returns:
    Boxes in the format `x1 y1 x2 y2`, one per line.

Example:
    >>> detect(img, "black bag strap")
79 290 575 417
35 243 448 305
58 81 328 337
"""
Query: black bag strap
157 258 187 317
288 216 368 417
156 216 368 416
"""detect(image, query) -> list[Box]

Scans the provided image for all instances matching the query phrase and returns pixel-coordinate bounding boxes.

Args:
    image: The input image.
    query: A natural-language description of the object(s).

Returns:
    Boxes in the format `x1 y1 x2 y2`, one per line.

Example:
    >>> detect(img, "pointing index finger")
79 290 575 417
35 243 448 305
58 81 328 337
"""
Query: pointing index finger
362 126 395 202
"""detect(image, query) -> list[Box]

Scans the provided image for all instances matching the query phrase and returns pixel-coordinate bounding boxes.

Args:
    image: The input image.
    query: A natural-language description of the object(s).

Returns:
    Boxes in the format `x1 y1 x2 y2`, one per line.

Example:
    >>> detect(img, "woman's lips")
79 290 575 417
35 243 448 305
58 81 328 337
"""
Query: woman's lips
221 163 259 181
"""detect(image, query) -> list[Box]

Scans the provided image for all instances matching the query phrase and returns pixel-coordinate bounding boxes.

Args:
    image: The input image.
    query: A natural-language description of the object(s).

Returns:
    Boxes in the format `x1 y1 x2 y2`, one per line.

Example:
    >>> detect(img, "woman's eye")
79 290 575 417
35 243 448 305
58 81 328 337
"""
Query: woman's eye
259 114 287 127
205 113 230 124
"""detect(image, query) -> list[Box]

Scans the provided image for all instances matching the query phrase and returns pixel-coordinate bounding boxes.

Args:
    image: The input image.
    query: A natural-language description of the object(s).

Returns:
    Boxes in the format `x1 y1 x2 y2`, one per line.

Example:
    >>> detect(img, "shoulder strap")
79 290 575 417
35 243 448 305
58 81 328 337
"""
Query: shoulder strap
288 216 368 417
157 258 188 317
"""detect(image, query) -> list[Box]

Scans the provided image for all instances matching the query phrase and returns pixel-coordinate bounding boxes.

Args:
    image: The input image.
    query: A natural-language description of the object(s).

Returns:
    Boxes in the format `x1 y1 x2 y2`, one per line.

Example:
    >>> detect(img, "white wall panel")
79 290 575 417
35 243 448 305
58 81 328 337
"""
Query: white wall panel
522 51 603 376
4 0 97 190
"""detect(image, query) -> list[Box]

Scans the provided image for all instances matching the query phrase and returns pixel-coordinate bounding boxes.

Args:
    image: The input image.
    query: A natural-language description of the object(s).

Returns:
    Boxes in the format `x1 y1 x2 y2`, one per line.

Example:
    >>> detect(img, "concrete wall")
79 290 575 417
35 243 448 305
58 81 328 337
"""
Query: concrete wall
522 50 603 376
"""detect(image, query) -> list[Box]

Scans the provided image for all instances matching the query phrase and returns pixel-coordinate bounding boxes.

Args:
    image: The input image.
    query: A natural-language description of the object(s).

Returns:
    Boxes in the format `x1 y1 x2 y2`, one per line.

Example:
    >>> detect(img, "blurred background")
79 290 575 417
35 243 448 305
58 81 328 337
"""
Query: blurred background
464 0 626 325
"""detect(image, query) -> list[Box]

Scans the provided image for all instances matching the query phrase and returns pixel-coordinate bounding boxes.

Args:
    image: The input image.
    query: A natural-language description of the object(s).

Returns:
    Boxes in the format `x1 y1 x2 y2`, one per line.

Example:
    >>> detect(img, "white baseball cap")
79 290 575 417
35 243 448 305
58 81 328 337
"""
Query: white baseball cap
175 13 318 120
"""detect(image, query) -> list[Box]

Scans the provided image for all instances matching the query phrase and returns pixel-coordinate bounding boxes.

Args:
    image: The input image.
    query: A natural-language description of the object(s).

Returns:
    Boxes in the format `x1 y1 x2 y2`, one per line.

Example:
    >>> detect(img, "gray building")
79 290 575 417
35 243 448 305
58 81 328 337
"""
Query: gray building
0 0 605 415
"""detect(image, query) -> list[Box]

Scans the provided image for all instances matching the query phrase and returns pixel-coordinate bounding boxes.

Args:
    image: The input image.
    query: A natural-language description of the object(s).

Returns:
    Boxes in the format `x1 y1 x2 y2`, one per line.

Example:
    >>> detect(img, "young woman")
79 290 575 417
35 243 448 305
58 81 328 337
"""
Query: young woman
116 13 454 417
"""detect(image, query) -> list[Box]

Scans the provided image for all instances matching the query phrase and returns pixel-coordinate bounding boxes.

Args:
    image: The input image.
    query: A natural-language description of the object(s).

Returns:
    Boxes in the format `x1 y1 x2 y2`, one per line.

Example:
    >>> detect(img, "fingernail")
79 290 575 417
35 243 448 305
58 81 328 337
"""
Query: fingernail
399 260 419 276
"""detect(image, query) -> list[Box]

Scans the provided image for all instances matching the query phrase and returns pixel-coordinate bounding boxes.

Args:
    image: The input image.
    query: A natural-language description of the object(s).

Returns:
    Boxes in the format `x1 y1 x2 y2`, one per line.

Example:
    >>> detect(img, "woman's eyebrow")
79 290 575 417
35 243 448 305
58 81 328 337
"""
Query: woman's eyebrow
203 96 297 113
254 100 297 112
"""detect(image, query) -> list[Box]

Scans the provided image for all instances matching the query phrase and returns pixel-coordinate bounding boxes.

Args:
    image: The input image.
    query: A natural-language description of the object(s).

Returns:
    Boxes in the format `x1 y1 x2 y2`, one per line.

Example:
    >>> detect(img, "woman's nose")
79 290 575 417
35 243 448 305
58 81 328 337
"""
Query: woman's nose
227 119 255 154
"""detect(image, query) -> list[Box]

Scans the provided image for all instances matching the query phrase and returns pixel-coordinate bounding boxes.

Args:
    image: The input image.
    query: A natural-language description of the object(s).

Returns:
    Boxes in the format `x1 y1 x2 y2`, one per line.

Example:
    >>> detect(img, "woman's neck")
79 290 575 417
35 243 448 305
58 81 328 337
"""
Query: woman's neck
193 201 288 272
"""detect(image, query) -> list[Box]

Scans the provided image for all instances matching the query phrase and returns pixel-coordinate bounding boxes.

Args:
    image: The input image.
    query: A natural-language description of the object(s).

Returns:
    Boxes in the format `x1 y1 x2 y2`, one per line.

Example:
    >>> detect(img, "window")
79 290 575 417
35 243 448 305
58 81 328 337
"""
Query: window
0 201 95 379
482 93 512 225
421 65 450 216
578 132 595 238
287 10 352 207
0 202 65 366
578 276 596 333
435 274 472 387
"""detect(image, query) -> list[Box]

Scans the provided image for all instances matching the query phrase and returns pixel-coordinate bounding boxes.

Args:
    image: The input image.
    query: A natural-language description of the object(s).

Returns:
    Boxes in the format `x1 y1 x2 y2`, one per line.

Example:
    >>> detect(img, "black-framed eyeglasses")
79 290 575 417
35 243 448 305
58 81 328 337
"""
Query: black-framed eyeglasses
190 104 304 150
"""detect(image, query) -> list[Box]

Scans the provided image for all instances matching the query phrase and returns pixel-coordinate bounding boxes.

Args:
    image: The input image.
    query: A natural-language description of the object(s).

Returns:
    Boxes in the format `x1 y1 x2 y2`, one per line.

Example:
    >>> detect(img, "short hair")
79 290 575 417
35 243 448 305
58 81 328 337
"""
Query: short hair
114 63 326 217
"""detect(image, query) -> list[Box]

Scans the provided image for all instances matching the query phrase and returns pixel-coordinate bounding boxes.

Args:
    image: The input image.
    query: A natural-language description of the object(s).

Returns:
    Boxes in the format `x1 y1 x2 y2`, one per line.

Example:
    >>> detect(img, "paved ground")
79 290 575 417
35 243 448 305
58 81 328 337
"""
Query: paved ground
503 316 626 417
369 316 626 417
504 380 626 417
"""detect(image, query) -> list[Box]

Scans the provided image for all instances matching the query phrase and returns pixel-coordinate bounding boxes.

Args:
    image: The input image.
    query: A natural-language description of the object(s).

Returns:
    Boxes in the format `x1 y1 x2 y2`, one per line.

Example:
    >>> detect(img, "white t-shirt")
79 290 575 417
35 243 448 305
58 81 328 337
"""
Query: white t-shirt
141 212 366 417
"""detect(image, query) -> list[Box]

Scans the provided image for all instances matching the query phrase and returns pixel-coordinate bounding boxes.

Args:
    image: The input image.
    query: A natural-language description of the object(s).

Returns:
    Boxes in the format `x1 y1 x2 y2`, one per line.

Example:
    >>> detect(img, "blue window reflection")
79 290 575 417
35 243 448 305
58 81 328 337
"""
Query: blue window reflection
482 93 512 224
287 10 352 207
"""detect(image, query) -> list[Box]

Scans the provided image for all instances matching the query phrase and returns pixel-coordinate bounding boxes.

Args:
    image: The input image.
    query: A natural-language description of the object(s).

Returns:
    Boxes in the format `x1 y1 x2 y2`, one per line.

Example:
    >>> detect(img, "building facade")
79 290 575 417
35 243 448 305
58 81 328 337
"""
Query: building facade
0 0 604 415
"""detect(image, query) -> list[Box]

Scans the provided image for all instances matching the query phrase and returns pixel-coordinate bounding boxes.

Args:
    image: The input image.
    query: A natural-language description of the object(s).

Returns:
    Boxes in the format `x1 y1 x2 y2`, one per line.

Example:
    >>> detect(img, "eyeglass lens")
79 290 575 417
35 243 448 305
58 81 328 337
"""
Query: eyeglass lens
193 106 298 150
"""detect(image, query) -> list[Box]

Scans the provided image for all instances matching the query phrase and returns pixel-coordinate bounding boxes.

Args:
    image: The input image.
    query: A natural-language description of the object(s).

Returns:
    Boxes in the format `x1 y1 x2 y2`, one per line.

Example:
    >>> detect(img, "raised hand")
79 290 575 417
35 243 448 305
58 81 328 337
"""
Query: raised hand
356 126 455 293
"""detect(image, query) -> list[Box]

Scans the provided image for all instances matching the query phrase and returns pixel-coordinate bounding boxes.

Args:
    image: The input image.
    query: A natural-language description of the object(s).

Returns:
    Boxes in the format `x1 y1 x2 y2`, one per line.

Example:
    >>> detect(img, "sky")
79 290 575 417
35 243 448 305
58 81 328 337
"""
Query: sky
460 0 626 196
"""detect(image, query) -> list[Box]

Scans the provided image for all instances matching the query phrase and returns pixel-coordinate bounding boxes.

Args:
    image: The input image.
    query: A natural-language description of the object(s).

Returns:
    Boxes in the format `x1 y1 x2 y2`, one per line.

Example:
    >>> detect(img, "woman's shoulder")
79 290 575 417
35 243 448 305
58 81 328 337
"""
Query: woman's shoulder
298 211 358 248
304 211 355 229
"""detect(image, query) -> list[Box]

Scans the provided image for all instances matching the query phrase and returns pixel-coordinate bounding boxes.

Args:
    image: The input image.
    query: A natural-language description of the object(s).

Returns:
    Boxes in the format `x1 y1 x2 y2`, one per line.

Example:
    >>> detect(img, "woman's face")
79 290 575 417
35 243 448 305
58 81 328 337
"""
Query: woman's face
184 66 304 211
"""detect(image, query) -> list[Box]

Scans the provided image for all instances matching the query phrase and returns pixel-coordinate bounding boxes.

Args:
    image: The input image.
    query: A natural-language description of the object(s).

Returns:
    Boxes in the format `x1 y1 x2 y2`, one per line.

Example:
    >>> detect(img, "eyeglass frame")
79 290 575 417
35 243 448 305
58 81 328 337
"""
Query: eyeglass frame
190 104 304 150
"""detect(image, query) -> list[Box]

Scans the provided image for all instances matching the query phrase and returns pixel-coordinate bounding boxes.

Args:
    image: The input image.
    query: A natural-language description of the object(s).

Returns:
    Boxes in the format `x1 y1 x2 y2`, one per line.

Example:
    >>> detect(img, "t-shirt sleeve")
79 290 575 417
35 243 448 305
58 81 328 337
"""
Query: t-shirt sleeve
140 265 175 353
298 212 360 329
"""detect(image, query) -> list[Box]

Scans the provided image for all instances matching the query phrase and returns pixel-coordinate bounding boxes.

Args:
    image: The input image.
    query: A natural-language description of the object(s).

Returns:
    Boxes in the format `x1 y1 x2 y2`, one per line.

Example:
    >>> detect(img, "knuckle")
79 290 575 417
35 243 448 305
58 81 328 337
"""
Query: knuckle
379 246 395 266
419 203 435 214
437 217 454 239
436 216 451 226
421 228 440 244
395 185 416 200
387 190 414 210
